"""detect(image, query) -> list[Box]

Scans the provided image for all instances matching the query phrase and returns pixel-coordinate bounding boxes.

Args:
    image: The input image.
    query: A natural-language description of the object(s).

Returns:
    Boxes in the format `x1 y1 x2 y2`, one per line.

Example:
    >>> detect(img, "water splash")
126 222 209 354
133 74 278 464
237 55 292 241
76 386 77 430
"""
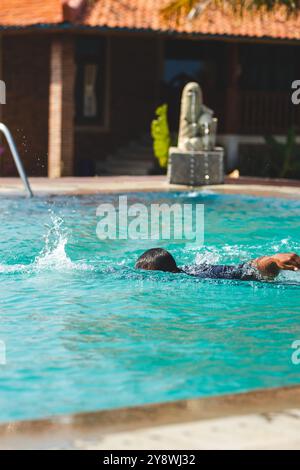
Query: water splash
33 212 93 272
0 212 93 274
0 263 26 274
186 189 215 197
190 239 300 284
34 213 70 270
195 249 221 265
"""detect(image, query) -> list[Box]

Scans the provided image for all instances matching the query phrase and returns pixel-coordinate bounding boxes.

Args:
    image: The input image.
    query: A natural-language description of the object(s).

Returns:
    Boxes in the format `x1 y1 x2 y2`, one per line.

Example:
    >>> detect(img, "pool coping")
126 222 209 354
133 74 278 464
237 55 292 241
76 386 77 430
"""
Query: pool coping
0 176 299 199
2 384 300 449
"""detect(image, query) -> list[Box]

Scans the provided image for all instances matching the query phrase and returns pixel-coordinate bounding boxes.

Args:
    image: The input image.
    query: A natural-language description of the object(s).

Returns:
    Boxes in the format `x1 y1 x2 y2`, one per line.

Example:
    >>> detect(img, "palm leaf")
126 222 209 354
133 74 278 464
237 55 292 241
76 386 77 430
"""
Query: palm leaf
161 0 201 19
161 0 300 21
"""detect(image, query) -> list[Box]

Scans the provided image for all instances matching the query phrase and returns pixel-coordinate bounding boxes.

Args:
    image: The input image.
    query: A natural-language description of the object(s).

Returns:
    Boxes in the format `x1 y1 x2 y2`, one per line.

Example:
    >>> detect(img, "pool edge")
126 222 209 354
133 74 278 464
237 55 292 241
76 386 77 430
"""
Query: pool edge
0 176 299 199
1 384 300 449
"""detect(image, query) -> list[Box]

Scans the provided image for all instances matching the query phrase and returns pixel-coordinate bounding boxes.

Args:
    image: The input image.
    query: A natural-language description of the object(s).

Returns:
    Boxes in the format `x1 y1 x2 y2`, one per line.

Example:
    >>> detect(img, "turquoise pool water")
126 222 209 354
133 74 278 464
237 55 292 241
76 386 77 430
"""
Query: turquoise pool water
0 191 300 423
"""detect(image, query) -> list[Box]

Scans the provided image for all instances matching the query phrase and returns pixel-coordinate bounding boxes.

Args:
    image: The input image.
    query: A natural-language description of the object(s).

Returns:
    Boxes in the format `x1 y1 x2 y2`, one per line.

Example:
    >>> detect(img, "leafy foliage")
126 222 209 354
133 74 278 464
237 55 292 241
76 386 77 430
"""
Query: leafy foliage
161 0 300 20
151 104 171 169
265 127 300 178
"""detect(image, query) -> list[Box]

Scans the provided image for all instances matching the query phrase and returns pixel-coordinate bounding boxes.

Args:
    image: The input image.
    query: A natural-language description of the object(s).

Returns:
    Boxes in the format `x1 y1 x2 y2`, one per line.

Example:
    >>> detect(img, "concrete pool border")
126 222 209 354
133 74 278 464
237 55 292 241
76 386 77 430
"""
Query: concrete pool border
0 175 299 199
2 385 300 449
0 175 300 449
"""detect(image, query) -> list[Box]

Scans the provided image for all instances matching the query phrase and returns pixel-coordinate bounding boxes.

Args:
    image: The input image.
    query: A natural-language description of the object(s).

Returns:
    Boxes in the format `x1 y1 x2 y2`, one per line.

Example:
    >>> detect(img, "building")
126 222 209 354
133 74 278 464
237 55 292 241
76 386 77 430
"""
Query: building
0 0 300 177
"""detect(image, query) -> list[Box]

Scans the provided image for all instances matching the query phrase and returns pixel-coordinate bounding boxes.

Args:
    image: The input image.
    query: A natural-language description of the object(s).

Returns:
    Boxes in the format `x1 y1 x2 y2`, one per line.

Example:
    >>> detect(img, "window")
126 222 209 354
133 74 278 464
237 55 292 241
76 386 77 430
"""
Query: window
75 37 108 127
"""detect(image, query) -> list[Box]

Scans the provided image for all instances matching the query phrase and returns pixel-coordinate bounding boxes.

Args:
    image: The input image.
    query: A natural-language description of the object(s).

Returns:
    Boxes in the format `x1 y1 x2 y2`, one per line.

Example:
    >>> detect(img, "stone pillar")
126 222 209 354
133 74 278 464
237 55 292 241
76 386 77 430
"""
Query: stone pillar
48 36 75 178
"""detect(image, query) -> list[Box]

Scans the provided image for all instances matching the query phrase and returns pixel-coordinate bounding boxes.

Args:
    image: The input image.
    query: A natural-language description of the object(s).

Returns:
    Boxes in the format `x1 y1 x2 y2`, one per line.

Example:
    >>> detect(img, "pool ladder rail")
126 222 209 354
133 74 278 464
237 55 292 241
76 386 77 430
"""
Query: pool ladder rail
0 122 33 198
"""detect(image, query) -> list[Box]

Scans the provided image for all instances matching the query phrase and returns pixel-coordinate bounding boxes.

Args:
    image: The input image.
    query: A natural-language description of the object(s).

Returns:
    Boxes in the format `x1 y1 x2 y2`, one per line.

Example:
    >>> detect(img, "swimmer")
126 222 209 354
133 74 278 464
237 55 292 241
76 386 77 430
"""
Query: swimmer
135 248 300 281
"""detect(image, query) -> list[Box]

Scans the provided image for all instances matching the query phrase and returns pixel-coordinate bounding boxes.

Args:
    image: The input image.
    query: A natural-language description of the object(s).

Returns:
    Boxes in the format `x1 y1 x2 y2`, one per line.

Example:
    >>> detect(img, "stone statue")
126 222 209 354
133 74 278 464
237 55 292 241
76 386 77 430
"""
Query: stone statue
178 82 217 152
168 81 224 186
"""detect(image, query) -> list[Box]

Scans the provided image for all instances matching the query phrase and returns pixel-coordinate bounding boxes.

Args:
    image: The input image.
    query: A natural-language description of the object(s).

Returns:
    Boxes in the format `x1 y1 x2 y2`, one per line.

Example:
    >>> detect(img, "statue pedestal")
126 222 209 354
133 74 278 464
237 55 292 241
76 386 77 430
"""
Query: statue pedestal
168 147 224 186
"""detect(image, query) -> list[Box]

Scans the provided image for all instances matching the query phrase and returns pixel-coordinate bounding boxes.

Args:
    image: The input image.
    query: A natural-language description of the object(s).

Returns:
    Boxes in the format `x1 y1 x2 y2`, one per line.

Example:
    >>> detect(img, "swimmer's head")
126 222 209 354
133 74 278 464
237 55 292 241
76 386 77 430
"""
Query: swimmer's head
135 248 181 273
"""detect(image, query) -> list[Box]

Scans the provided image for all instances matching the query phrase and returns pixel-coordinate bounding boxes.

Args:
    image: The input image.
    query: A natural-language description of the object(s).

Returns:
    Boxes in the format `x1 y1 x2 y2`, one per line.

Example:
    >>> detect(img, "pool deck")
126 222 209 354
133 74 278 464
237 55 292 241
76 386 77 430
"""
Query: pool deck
0 174 300 449
2 385 300 450
0 175 299 199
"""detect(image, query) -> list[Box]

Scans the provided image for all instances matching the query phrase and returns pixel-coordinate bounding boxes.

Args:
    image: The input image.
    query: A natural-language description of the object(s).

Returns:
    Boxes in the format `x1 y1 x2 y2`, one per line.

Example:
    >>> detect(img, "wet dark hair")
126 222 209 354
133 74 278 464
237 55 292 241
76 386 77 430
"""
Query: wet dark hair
135 248 180 273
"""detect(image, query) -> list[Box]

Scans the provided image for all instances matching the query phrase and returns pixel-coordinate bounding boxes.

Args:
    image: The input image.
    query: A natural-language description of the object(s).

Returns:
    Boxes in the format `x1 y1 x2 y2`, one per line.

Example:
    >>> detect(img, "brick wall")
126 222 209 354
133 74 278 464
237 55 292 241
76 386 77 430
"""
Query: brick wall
0 32 160 177
1 34 50 176
48 36 75 177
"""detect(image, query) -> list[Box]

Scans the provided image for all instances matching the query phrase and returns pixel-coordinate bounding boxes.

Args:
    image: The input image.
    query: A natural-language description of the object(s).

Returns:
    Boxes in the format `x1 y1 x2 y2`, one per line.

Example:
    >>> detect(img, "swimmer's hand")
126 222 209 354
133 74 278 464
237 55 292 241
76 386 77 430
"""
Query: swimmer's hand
253 253 300 279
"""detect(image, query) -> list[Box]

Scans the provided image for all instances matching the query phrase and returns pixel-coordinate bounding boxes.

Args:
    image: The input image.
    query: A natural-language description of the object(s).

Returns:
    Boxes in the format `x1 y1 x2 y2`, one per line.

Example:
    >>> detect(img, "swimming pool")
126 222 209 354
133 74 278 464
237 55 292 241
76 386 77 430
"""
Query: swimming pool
0 191 300 423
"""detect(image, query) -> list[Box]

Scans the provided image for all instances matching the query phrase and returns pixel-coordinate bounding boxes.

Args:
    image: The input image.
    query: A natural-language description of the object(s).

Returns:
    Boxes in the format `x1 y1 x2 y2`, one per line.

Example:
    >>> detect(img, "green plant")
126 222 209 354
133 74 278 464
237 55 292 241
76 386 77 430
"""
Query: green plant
151 104 171 169
265 127 300 178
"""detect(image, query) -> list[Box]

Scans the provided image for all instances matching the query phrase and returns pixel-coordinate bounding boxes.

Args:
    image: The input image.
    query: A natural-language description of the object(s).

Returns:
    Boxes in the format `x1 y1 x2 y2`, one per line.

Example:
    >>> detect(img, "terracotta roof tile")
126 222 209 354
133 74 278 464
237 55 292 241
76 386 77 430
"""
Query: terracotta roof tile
1 0 300 40
0 0 63 26
84 0 300 40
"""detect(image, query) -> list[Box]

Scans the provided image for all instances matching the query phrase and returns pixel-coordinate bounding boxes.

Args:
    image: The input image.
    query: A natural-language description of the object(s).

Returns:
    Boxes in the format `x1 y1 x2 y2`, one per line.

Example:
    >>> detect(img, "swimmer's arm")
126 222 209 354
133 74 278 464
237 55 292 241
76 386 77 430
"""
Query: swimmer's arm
251 253 300 279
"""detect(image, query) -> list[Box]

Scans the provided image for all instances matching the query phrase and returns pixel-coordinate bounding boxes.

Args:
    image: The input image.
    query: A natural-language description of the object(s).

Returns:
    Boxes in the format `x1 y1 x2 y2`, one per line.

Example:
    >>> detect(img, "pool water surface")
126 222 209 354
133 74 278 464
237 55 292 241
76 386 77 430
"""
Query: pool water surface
0 191 300 422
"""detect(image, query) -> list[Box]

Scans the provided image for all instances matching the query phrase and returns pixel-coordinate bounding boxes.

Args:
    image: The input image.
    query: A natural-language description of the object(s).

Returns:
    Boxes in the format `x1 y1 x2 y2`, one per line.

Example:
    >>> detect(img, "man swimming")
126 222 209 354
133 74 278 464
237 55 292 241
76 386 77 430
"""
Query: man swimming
135 248 300 281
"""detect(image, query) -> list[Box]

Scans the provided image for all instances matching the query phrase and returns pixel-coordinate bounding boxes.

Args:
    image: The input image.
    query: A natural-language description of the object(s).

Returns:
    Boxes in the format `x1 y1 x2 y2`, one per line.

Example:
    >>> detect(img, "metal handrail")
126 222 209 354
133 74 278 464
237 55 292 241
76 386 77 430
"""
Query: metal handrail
0 122 33 197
